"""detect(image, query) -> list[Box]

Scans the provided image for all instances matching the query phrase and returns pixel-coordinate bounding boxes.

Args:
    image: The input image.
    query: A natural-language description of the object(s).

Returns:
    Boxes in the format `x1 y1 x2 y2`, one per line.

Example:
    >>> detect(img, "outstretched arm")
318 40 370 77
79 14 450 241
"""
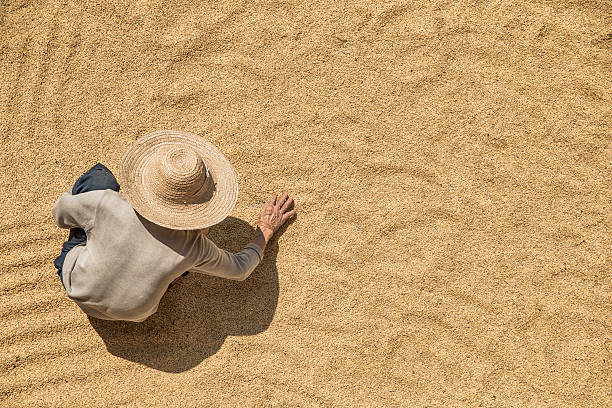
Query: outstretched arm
190 193 296 281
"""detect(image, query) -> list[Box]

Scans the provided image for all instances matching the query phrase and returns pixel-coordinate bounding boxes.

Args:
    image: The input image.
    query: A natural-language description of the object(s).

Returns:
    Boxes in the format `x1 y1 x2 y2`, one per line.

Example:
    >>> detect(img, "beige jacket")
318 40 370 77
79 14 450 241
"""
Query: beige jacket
52 189 262 322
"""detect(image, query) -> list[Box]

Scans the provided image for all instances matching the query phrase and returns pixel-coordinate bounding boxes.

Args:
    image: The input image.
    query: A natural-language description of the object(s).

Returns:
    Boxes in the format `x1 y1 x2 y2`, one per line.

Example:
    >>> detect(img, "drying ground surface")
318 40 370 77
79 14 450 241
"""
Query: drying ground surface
1 0 611 406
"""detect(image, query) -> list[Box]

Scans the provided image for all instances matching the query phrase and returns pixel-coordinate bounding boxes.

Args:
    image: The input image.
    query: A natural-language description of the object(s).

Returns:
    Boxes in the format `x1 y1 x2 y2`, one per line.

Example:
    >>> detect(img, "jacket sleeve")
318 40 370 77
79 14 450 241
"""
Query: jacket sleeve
51 190 98 230
190 235 263 281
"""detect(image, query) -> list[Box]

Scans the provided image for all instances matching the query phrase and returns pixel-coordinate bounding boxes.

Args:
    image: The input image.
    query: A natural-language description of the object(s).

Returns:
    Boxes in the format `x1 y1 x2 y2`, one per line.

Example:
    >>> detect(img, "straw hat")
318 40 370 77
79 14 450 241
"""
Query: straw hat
119 130 238 230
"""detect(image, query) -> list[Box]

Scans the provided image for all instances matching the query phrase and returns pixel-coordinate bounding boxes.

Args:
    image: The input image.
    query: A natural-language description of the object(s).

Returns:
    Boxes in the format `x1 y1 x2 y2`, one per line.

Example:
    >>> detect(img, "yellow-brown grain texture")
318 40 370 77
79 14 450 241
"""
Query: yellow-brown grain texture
1 0 611 406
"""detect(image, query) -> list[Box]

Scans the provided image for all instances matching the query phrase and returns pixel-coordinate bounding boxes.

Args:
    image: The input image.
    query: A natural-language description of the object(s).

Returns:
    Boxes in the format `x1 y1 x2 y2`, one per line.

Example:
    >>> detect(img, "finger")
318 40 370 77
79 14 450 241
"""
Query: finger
267 195 276 206
282 209 297 222
280 196 294 212
276 192 288 208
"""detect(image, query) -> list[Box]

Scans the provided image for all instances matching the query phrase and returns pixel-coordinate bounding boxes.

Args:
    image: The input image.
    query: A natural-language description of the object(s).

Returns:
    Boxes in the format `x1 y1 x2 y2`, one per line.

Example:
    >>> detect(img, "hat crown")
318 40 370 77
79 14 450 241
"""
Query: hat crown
152 147 209 203
120 130 238 229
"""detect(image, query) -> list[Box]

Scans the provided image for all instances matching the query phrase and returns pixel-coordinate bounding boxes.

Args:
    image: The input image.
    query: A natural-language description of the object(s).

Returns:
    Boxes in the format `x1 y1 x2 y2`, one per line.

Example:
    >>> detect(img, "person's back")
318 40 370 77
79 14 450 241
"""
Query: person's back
52 130 295 322
54 188 264 321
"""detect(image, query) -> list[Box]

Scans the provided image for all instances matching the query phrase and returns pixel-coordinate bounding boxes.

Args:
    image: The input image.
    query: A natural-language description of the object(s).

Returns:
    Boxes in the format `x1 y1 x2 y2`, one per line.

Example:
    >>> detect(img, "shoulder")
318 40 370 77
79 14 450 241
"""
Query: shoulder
97 189 127 203
75 189 116 208
94 189 135 213
63 190 130 215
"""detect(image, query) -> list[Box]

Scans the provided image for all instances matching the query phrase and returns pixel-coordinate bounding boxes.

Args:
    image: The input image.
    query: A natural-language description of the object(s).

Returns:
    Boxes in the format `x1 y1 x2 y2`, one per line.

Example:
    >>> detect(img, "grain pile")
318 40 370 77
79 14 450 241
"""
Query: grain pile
1 0 611 406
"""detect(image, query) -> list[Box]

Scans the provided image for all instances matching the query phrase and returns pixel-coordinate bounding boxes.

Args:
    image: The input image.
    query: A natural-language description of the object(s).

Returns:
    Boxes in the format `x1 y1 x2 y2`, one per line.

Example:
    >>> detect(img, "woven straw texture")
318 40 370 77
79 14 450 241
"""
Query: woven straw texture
119 130 238 230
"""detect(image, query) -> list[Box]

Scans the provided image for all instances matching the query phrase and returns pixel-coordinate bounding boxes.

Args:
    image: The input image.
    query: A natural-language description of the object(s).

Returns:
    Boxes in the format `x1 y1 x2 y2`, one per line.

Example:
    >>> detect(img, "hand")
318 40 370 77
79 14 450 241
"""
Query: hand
257 193 296 243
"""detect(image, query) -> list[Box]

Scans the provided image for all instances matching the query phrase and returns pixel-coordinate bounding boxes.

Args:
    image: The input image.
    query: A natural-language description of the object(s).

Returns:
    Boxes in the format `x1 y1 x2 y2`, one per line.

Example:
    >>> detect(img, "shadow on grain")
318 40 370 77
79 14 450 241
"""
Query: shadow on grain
89 216 287 373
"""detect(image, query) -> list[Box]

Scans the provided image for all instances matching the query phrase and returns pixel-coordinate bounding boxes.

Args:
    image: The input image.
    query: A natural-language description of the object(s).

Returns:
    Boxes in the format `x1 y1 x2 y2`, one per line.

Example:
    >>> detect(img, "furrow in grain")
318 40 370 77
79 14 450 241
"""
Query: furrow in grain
0 288 64 319
0 351 136 397
0 310 86 347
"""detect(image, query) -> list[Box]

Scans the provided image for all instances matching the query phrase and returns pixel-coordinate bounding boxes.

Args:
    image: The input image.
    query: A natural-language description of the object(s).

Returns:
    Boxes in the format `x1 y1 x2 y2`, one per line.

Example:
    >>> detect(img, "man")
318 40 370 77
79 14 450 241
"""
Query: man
52 130 296 322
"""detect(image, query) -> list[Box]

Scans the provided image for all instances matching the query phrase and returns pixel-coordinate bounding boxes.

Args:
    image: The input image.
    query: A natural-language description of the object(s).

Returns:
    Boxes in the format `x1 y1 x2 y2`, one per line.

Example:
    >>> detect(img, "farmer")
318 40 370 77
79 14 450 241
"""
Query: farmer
52 130 296 322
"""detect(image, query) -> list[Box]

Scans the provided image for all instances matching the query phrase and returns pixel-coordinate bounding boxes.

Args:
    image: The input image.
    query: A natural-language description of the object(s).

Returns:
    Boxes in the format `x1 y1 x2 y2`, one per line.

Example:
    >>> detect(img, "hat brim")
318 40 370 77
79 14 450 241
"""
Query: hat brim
119 130 238 230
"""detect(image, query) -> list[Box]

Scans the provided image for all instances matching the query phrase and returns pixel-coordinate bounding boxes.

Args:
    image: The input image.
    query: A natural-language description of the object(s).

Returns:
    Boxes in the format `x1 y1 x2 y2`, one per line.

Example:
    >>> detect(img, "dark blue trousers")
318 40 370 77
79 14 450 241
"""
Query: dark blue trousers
54 163 120 282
